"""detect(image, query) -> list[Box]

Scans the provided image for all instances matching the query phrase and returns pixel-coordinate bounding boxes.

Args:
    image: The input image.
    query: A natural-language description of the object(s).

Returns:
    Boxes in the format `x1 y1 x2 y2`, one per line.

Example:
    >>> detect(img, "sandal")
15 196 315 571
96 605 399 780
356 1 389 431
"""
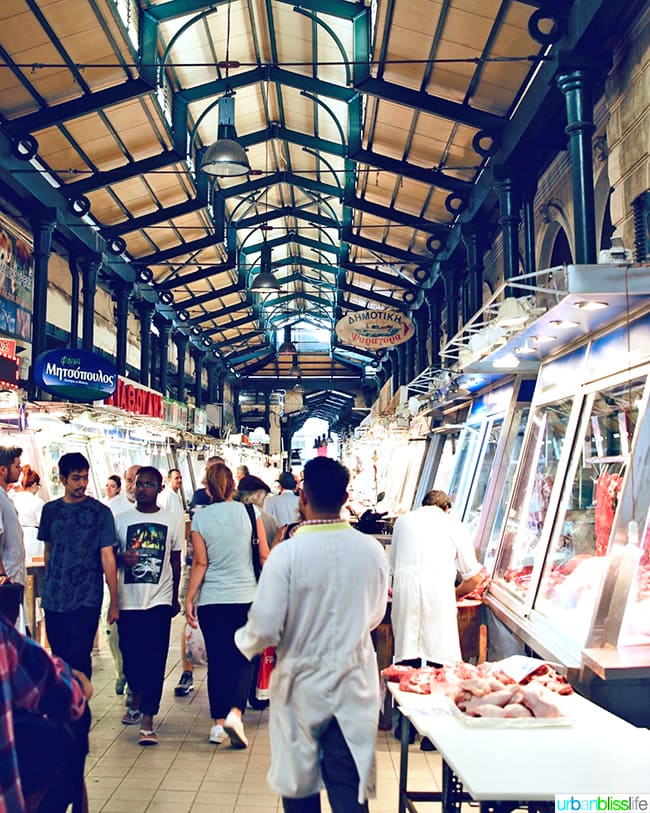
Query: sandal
138 729 158 746
122 708 142 725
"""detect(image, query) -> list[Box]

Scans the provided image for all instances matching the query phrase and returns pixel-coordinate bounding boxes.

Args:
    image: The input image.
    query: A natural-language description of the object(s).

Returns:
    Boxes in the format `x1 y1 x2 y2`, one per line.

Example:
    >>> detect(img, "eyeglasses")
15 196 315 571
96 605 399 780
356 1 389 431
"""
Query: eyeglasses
136 481 159 489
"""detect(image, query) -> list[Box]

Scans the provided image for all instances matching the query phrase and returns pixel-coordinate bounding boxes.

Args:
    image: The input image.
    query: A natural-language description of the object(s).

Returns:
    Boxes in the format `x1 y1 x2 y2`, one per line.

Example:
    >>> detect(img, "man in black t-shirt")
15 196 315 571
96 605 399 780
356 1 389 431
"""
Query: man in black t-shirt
39 452 118 677
38 452 118 813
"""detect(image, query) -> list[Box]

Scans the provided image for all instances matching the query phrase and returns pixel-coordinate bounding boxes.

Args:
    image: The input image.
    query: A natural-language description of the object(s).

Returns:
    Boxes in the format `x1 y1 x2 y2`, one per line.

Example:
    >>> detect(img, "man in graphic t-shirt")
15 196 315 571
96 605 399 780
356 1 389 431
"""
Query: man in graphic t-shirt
115 466 183 746
38 451 118 813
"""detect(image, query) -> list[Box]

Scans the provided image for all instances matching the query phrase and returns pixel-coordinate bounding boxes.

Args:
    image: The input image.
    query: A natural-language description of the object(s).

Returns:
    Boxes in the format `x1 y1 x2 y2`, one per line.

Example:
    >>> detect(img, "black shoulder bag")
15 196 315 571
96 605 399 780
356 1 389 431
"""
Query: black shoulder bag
245 503 262 581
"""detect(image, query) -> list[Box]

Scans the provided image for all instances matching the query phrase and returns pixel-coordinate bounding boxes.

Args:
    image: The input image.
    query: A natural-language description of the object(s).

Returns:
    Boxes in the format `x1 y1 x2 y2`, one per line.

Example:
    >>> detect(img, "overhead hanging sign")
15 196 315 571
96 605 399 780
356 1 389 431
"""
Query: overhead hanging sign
33 348 118 402
104 375 163 418
335 309 415 350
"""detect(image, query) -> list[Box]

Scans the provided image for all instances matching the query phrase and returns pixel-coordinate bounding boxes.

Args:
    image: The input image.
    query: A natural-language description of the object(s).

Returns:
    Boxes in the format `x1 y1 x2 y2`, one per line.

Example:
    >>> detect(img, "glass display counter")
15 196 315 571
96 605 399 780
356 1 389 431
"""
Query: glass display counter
486 311 650 688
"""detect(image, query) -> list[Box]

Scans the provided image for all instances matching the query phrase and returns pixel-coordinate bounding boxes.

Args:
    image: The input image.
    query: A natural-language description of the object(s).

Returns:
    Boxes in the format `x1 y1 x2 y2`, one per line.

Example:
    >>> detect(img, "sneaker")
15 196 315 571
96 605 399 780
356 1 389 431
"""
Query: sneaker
209 724 227 744
224 711 248 749
122 708 142 725
174 670 194 697
115 677 126 696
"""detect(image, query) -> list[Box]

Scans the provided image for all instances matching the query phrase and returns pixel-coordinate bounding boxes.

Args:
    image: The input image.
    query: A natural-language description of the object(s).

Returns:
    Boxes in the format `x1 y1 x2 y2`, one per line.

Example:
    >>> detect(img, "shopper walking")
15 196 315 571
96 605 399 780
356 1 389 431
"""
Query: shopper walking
235 457 388 812
185 463 269 747
37 451 119 813
38 452 119 677
0 446 26 606
173 455 224 698
10 464 44 563
115 466 183 746
390 489 483 667
102 474 130 516
264 471 300 525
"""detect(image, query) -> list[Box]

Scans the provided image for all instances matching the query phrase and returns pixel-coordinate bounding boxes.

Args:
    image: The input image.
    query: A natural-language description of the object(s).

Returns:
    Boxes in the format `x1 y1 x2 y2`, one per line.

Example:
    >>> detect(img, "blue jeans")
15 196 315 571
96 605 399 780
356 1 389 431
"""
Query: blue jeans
282 718 369 813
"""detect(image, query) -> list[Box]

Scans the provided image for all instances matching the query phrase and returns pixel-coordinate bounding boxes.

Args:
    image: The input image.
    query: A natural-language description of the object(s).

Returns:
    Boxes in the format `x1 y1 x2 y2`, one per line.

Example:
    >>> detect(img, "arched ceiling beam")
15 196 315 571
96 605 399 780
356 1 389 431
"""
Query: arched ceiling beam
341 229 429 264
341 260 418 292
185 299 254 326
146 0 362 24
204 313 258 337
176 282 246 310
181 69 503 133
346 195 449 236
340 281 406 308
156 258 237 291
214 329 266 349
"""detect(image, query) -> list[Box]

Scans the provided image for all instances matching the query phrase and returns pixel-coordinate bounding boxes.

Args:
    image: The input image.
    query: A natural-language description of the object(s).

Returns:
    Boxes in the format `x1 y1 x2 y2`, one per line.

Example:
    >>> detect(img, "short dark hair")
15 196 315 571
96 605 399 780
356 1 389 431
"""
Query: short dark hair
0 446 22 468
167 468 180 478
136 466 163 488
302 458 349 514
422 490 452 509
238 475 270 494
107 474 121 490
58 452 89 478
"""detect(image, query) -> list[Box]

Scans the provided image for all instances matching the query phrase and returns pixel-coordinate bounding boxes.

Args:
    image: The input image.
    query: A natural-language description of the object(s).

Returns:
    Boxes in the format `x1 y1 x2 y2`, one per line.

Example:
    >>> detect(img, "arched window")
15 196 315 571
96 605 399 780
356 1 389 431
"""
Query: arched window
550 228 573 266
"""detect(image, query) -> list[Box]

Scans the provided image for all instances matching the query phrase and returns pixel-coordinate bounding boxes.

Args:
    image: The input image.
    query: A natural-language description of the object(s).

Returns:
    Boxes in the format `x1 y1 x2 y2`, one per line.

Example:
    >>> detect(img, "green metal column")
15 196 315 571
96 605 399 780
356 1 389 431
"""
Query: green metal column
493 167 521 284
69 255 81 350
156 316 172 397
30 210 57 367
81 252 102 352
192 346 205 408
462 223 487 317
111 280 132 376
174 330 188 401
426 283 443 370
135 300 155 387
556 58 602 265
439 260 460 340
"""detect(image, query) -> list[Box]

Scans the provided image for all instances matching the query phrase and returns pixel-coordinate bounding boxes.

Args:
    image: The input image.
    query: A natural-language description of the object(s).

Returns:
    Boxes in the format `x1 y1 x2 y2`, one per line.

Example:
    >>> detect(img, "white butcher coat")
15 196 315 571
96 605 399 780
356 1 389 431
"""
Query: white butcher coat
390 505 481 664
235 520 388 802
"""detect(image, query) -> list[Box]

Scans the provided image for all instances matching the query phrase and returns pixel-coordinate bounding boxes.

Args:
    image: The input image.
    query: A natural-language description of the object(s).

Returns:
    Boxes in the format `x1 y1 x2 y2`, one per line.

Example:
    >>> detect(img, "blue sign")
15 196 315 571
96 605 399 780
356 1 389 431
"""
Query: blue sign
33 348 118 402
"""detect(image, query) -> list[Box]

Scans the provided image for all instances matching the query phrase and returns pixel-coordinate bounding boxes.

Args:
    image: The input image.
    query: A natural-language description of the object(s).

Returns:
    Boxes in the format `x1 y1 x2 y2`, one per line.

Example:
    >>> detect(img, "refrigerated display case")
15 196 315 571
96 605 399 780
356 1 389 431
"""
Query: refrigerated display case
485 309 650 725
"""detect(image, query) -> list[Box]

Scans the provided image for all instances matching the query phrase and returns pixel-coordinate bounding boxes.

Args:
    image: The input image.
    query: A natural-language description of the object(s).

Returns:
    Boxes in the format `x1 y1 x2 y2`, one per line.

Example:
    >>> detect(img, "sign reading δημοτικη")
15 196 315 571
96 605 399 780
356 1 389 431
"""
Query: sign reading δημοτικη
33 348 118 402
335 309 414 349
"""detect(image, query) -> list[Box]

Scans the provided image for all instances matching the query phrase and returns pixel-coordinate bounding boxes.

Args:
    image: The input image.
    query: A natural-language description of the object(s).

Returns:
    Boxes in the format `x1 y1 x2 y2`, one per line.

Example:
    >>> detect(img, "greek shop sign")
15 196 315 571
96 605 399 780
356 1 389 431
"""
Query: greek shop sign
104 376 163 419
335 309 414 349
33 349 117 402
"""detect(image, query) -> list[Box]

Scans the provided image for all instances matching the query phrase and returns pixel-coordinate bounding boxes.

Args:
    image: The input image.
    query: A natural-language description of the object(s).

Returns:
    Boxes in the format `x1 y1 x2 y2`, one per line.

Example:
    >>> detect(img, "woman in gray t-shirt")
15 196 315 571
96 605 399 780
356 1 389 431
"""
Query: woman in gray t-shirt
185 463 269 749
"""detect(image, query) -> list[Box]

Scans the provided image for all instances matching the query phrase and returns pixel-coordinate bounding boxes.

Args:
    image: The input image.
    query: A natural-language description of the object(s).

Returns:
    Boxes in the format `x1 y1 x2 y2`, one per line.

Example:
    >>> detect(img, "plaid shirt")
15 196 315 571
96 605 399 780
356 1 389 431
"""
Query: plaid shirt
0 615 86 813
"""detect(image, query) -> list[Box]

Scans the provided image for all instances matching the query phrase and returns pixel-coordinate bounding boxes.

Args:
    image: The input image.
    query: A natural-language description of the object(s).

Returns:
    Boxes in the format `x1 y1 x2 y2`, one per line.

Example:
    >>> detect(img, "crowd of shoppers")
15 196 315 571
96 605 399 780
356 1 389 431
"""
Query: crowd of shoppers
0 442 482 813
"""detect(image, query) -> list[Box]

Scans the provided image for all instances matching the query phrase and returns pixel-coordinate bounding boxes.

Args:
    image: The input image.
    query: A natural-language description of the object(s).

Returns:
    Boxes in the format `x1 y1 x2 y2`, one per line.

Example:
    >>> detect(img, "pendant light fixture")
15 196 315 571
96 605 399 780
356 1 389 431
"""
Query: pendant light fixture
288 353 303 378
250 122 280 291
278 325 297 354
200 1 250 178
250 241 281 291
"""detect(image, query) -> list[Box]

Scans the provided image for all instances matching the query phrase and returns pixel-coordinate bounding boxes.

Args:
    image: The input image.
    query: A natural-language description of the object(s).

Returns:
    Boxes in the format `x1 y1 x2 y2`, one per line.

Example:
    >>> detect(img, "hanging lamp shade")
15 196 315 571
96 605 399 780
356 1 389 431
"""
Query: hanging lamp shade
201 96 250 177
278 325 297 354
288 353 303 378
250 241 281 292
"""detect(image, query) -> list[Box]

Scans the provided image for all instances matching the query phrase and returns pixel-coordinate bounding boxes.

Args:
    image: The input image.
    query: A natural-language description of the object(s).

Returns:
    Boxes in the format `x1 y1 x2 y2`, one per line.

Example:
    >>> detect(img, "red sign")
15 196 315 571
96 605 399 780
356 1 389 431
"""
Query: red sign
104 376 163 418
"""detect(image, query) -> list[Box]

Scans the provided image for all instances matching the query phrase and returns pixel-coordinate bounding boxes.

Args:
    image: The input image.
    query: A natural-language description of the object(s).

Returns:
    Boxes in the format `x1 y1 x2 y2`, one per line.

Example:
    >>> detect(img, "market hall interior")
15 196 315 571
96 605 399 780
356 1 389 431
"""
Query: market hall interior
0 0 650 808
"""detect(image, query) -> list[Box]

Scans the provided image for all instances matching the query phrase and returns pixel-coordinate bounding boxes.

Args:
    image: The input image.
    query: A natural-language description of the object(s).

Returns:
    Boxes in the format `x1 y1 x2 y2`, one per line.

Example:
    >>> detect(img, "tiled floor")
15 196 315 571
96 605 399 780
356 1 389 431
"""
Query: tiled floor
84 618 443 812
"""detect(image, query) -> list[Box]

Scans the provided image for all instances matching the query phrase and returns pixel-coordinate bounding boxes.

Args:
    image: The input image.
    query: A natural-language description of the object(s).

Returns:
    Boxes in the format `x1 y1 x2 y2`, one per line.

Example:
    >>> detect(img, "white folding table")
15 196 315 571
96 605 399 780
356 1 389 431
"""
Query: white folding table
388 683 650 813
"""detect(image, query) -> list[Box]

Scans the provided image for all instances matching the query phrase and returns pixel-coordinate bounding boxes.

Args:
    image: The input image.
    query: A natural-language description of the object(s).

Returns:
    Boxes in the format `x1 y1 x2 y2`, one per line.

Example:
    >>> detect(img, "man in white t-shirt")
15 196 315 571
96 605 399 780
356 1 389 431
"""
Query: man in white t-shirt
115 466 183 746
158 469 185 519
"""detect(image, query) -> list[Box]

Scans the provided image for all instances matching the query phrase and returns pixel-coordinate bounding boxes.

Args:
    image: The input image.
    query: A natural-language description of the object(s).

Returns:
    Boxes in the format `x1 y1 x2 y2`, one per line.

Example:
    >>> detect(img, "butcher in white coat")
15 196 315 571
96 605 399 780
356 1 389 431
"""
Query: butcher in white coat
235 457 388 812
390 489 482 666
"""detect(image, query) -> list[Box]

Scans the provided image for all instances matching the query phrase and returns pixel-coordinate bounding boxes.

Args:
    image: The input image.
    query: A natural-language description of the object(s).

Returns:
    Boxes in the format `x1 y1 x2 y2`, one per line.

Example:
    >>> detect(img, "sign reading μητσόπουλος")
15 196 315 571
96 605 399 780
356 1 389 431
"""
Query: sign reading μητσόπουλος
33 348 118 402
